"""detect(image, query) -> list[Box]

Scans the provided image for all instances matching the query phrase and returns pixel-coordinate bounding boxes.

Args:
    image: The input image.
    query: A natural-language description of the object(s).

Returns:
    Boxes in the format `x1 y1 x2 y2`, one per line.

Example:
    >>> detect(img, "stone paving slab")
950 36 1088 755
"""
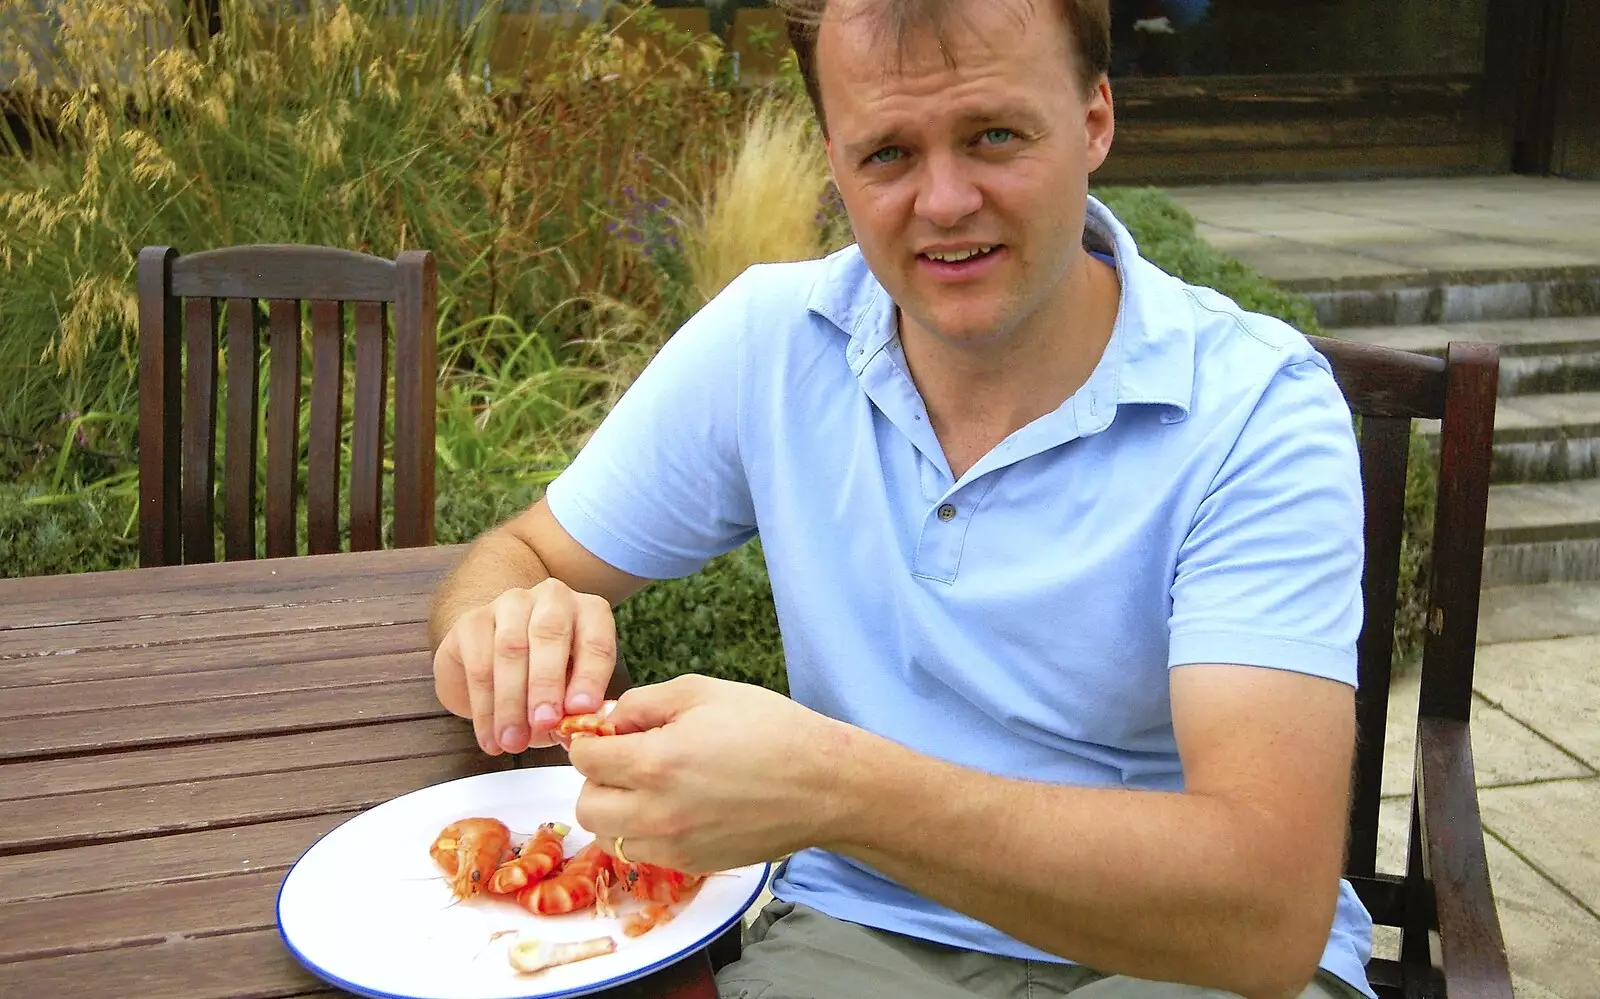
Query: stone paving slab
1380 672 1594 800
1481 780 1600 915
1165 177 1600 288
1473 634 1600 770
1479 583 1600 644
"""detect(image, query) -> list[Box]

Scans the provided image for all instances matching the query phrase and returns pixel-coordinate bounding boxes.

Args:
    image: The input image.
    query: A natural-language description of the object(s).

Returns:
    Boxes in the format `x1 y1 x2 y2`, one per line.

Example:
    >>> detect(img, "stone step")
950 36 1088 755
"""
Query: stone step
1484 479 1600 586
1332 316 1600 397
1282 265 1600 330
1413 391 1600 484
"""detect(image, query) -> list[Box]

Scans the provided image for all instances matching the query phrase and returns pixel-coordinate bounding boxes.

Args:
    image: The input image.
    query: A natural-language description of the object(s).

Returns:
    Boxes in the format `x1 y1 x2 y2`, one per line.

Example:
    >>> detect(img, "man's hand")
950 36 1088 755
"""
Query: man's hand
428 498 651 756
565 674 852 873
432 577 620 756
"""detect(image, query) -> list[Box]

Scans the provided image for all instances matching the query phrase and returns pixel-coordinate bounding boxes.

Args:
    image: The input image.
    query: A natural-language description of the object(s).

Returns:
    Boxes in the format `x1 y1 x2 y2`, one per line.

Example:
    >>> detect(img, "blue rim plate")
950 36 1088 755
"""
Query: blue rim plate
275 767 771 999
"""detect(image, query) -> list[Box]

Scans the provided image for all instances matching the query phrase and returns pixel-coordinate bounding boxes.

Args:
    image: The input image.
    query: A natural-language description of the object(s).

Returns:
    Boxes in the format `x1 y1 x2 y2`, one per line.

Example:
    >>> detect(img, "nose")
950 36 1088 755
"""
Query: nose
913 153 982 229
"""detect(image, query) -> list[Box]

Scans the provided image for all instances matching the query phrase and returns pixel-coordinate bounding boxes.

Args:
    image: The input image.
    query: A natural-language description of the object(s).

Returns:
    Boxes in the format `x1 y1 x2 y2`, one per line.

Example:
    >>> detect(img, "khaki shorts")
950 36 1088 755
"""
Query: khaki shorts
715 901 1370 999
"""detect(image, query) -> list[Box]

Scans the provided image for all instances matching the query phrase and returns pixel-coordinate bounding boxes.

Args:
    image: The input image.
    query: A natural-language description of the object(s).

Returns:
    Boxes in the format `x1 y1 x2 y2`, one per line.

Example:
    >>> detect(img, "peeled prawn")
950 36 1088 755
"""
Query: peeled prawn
508 935 617 975
551 700 618 749
621 902 676 937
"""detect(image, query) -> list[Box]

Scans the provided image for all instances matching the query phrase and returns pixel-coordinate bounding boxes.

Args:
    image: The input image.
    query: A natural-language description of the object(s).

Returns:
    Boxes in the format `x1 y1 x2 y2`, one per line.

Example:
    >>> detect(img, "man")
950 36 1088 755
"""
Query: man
426 1 1376 997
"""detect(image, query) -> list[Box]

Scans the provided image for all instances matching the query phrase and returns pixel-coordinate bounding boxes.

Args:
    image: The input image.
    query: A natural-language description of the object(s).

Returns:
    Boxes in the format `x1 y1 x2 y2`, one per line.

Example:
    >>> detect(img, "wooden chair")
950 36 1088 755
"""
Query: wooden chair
136 244 437 566
1308 334 1514 999
524 336 1513 999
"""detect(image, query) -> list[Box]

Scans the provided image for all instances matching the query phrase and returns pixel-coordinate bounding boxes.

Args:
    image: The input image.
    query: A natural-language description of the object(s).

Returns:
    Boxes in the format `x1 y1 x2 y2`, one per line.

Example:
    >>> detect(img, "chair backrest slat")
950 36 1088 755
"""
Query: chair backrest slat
170 244 398 302
223 298 261 561
391 250 437 549
181 296 219 565
1346 413 1412 879
350 300 388 552
139 243 435 567
265 297 303 559
307 299 345 556
137 246 182 568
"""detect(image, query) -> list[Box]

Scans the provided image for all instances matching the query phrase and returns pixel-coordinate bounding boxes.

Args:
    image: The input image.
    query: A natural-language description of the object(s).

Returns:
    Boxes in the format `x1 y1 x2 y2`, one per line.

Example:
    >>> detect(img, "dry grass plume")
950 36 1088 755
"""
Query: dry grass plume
678 94 845 308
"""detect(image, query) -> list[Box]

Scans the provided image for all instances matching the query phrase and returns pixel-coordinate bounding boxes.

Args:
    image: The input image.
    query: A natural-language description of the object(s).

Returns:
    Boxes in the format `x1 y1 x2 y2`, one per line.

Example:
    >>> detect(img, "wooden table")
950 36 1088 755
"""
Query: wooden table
0 544 719 998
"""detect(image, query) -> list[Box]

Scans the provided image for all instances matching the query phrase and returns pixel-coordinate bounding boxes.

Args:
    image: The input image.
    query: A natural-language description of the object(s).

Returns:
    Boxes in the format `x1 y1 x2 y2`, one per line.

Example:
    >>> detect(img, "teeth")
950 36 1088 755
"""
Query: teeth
926 246 995 263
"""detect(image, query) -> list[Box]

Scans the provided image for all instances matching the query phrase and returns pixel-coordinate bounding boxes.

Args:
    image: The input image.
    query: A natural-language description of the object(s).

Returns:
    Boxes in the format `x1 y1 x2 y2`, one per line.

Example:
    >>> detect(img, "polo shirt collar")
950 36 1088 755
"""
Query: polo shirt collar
805 194 1196 431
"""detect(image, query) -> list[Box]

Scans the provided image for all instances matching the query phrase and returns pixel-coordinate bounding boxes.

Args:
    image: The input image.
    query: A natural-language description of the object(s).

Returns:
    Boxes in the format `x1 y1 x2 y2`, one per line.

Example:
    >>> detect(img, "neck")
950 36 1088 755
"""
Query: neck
898 248 1120 476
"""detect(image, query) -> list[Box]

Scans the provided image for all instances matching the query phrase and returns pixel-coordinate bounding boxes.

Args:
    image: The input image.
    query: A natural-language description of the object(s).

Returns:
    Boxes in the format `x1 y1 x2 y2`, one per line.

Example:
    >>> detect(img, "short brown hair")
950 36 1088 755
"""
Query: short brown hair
773 0 1112 135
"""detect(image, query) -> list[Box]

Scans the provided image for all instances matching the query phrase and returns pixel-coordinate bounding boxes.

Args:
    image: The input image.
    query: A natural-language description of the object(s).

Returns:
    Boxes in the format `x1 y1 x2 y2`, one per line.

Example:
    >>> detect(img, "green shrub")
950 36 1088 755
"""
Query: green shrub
0 483 137 577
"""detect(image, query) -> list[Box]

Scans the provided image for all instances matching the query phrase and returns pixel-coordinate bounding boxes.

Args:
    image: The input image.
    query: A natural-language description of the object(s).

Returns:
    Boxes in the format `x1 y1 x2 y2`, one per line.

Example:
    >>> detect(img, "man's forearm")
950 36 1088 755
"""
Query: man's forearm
426 526 552 649
819 728 1337 999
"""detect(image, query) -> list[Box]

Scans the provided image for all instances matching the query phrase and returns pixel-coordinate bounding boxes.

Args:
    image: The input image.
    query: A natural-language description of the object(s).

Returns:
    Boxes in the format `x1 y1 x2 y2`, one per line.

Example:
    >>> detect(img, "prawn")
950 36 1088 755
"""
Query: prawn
615 859 705 905
551 700 619 749
487 821 570 895
621 903 676 938
429 817 512 902
516 840 618 916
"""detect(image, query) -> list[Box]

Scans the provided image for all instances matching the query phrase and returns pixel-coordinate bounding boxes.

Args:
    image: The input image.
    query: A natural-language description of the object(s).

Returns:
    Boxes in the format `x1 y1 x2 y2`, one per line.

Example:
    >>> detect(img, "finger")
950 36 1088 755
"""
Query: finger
564 594 617 716
490 590 535 753
524 579 578 742
573 780 634 838
456 616 499 755
431 631 470 719
605 674 709 736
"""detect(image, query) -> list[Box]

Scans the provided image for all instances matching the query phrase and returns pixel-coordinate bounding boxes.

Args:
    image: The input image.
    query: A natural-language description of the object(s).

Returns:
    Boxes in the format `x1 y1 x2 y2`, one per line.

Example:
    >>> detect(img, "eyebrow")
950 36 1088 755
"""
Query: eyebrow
842 107 1044 161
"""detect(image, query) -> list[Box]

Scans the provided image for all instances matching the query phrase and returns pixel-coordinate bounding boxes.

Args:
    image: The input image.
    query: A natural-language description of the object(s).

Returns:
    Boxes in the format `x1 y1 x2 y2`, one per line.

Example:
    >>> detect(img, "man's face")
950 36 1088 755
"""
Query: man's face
816 0 1114 351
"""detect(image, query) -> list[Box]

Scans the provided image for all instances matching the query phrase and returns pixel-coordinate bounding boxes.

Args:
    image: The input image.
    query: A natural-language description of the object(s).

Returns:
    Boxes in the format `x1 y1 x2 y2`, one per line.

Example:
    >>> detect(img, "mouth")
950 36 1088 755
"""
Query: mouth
917 244 1006 279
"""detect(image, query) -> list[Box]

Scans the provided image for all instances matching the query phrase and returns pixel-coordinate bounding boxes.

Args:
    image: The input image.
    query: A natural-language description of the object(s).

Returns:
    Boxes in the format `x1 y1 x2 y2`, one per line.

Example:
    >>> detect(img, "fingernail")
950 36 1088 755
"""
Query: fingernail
567 692 596 713
500 726 524 749
531 703 559 727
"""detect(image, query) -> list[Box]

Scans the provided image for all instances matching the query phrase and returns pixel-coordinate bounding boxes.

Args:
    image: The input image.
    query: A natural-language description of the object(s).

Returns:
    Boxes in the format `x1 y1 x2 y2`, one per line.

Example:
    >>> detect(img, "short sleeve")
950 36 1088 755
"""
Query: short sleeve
541 271 761 579
1167 355 1365 686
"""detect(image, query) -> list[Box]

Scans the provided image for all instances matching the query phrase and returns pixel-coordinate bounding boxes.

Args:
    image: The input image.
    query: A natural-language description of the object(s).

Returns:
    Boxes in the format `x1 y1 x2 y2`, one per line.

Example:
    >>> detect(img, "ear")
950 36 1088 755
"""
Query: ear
1084 76 1115 174
822 132 841 181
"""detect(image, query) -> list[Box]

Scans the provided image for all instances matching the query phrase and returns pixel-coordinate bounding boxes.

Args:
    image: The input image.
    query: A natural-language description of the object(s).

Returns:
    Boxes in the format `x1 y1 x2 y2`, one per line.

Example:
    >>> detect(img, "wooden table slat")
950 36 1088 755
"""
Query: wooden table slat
0 869 288 964
0 592 426 659
0 812 362 904
4 650 436 720
0 924 719 999
0 678 449 761
0 716 479 802
0 622 427 689
1 750 513 852
0 565 444 631
0 926 328 999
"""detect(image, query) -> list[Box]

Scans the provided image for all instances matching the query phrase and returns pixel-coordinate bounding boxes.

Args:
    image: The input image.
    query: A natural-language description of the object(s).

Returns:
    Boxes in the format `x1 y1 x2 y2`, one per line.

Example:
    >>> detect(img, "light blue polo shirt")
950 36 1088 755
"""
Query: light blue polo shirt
543 196 1375 998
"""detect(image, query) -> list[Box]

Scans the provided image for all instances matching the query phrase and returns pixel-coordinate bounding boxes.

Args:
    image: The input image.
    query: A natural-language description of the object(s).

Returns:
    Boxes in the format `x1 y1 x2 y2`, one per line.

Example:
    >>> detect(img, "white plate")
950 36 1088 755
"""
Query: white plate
276 766 771 999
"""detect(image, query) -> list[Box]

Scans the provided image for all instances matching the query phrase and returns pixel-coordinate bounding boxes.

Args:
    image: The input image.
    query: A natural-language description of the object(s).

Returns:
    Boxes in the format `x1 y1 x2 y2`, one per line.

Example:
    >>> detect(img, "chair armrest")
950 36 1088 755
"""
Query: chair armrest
1415 714 1516 999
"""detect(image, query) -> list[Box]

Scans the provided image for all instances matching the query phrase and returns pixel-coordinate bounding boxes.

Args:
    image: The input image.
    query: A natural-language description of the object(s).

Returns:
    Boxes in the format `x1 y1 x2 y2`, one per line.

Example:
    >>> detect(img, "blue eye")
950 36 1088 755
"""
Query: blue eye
981 128 1014 145
866 147 902 165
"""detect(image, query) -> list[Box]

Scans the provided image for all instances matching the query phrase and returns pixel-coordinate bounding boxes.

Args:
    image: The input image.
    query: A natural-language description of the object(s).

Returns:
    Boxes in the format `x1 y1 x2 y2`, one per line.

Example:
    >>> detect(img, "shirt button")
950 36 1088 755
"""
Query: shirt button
937 503 957 521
